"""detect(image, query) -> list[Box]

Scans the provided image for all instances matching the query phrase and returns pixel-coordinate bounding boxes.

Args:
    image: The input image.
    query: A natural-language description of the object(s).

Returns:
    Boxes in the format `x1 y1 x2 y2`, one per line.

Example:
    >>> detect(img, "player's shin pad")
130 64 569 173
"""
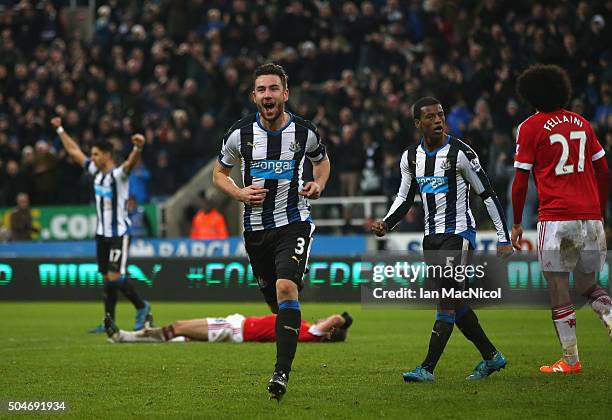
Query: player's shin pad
422 313 455 373
117 275 145 309
103 280 119 320
275 300 301 374
455 305 497 360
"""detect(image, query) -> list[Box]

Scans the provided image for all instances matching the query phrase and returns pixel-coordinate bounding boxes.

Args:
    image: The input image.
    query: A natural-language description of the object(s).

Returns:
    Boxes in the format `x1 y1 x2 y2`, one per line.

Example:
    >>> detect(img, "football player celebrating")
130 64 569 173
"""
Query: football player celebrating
513 64 612 374
212 63 330 400
51 117 152 332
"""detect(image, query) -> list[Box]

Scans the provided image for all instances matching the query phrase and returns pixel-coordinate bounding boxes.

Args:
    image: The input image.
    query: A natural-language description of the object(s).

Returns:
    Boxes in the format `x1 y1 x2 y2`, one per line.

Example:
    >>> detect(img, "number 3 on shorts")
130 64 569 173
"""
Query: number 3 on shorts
295 237 305 255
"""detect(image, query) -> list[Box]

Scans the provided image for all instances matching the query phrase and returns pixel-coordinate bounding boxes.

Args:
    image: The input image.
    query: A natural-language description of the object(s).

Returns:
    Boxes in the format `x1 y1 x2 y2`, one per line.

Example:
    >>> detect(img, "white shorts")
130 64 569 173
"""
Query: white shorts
206 314 245 343
537 220 606 273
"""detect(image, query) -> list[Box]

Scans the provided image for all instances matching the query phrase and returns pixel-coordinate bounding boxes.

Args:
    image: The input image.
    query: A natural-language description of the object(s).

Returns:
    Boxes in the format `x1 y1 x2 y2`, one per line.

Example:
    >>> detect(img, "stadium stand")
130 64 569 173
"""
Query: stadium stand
0 0 610 234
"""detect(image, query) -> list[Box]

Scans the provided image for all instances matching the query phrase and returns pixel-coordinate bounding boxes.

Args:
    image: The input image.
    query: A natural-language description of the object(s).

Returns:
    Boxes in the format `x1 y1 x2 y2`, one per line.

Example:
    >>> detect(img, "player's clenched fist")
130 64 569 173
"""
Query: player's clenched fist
511 224 523 250
371 220 387 237
299 181 322 199
131 134 145 149
50 117 62 128
238 185 268 206
497 243 514 258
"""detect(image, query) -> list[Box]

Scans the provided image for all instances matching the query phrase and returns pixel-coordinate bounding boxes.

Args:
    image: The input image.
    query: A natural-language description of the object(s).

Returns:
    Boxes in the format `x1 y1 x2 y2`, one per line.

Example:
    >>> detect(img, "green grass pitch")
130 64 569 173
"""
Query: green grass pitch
1 302 610 419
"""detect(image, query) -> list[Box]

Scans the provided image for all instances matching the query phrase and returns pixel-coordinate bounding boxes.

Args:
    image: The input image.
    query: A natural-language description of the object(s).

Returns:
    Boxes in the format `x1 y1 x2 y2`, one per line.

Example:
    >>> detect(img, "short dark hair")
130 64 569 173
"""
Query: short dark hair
324 328 347 342
91 139 113 154
412 97 441 120
516 64 571 112
253 62 288 90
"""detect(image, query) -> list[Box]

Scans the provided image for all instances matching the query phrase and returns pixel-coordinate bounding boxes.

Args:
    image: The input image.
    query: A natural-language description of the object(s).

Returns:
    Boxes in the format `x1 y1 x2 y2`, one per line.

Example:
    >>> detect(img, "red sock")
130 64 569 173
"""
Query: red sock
584 285 612 304
162 325 177 341
583 285 612 320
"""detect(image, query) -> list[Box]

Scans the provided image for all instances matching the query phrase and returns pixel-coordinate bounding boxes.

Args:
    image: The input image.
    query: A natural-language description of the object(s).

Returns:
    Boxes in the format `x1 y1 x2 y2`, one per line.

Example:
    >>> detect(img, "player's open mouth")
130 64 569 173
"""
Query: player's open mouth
263 103 275 110
434 126 443 133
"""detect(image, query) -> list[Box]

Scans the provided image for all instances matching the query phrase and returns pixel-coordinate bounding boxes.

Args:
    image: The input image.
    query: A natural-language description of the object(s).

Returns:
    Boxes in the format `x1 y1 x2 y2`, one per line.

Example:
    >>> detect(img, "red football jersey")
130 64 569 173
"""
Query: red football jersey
242 315 323 342
514 109 605 221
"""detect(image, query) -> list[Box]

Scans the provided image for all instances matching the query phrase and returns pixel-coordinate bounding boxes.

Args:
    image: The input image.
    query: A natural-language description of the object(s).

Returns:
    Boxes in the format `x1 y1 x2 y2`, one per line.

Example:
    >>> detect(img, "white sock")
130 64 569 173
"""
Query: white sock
552 303 579 365
117 330 163 343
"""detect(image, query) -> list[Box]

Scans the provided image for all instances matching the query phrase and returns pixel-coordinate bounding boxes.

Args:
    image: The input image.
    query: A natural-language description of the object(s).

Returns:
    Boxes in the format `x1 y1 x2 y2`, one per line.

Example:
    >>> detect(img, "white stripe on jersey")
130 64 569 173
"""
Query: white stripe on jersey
86 160 131 237
514 161 533 170
272 129 294 227
592 149 605 161
248 122 267 229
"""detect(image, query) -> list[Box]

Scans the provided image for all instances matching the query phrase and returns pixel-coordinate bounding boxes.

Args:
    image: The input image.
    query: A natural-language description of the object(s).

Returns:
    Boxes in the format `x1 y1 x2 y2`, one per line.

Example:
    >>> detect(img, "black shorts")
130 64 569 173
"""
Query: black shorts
422 233 473 310
243 221 314 306
422 233 473 259
96 235 130 275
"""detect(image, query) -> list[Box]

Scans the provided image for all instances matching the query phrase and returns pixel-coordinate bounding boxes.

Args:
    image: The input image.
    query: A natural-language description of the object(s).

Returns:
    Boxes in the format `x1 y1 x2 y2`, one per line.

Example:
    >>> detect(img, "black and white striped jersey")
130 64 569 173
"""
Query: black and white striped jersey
383 135 510 247
85 159 131 237
218 112 326 232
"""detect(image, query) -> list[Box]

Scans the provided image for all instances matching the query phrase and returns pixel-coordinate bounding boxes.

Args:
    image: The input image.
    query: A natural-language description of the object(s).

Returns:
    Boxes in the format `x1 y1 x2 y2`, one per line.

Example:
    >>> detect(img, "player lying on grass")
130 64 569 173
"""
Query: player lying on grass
104 311 352 344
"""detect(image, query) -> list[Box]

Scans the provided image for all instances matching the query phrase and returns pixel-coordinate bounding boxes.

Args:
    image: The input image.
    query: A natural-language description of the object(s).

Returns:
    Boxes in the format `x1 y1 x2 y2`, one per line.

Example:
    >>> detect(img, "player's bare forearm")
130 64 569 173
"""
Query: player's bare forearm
213 162 269 205
122 134 145 174
122 149 141 174
50 117 86 166
213 162 242 201
58 132 82 160
301 157 330 199
312 157 330 192
315 314 345 333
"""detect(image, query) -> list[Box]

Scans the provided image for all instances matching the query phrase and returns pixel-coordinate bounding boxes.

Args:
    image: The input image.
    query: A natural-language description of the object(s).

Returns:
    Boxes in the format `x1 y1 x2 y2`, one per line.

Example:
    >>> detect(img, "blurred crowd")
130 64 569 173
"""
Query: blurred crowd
0 0 611 231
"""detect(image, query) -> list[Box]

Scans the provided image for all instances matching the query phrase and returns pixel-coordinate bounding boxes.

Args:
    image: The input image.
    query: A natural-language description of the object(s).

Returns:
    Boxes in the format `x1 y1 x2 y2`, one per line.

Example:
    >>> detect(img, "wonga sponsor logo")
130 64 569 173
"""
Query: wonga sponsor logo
416 176 448 193
94 184 113 198
250 159 295 179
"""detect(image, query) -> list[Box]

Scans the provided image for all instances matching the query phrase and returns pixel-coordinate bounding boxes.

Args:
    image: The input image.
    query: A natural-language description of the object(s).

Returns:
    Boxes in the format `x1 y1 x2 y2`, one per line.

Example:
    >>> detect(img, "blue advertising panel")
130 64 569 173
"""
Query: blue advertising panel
0 235 366 258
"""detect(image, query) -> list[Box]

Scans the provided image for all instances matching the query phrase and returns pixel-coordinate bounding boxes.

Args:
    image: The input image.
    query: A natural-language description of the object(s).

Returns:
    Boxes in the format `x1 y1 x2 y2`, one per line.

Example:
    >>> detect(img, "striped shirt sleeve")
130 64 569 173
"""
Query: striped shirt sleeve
305 127 326 162
114 166 128 180
458 148 511 244
218 129 240 168
383 151 417 230
84 158 97 175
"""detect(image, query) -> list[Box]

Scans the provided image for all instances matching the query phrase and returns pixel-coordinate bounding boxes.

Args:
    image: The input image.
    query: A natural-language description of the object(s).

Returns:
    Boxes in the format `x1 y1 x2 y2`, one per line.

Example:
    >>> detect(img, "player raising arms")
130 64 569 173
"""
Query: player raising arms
212 63 330 400
51 117 152 332
104 311 352 344
372 97 513 382
512 64 612 374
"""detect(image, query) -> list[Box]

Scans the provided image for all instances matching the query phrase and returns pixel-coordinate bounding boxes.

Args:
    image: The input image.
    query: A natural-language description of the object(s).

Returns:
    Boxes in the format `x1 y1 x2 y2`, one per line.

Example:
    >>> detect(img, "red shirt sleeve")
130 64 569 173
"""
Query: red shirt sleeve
589 124 605 162
511 169 530 225
513 119 536 171
593 157 610 218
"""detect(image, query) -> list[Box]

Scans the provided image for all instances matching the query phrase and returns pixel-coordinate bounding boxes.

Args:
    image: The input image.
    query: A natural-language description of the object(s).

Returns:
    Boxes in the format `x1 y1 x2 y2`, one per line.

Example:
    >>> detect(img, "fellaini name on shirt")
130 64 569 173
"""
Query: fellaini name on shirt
543 113 584 132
